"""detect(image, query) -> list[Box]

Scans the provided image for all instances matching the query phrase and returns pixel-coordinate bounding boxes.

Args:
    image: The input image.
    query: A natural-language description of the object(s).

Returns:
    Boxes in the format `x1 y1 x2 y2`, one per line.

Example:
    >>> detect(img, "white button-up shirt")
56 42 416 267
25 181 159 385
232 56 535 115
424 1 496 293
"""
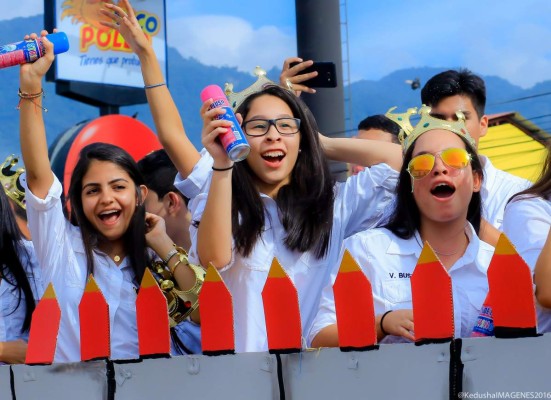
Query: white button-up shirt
480 155 531 230
176 151 398 353
25 176 139 363
309 225 494 345
503 195 551 332
0 240 43 343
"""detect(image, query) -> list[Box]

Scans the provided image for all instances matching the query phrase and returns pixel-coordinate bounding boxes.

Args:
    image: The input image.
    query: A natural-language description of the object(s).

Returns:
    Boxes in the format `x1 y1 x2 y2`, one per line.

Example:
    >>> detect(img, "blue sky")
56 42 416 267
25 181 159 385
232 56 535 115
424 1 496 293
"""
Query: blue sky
3 0 551 88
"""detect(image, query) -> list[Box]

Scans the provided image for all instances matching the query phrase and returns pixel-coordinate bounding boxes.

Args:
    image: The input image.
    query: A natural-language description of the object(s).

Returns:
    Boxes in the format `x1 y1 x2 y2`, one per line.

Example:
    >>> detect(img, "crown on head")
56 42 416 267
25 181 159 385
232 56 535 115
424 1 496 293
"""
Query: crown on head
0 155 26 210
224 66 289 110
385 105 475 152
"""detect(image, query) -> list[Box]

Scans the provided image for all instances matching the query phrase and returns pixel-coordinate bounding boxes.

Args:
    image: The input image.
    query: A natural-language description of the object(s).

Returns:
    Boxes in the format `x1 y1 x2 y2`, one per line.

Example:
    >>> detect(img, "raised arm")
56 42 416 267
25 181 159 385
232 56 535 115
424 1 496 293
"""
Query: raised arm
196 101 235 269
100 0 200 177
19 31 55 199
319 134 403 172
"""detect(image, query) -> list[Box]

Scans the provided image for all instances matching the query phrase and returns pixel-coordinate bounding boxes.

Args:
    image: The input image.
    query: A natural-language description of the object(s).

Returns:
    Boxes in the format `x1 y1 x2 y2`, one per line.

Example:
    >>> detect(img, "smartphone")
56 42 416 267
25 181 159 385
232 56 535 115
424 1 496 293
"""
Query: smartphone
289 61 337 88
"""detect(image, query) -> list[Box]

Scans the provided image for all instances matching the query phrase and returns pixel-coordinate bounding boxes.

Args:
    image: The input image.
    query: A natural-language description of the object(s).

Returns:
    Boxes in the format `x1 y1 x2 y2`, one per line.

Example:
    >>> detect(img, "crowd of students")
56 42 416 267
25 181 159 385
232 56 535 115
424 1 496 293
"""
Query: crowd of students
1 0 549 363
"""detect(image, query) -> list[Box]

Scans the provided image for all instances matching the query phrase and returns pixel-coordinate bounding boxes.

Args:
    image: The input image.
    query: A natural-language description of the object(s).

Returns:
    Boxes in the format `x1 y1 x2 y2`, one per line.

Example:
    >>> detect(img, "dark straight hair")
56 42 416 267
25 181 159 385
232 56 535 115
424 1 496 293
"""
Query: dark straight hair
0 188 35 332
385 136 484 238
68 143 150 281
232 85 335 258
421 69 486 119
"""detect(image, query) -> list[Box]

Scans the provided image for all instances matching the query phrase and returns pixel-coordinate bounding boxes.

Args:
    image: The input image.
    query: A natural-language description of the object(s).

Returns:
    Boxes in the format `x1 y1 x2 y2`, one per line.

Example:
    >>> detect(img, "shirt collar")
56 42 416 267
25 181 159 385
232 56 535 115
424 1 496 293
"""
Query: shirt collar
385 223 480 269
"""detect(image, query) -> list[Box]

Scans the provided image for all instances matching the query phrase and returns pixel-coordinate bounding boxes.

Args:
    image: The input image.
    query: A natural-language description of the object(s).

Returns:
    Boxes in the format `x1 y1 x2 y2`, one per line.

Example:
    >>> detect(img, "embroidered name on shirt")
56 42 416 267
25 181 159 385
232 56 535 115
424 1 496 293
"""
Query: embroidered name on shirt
388 272 412 279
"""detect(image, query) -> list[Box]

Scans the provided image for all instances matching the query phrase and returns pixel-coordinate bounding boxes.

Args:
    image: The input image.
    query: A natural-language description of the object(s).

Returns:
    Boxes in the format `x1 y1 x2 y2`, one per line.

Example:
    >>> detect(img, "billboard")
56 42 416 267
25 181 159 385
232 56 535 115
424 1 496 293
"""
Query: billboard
52 0 166 89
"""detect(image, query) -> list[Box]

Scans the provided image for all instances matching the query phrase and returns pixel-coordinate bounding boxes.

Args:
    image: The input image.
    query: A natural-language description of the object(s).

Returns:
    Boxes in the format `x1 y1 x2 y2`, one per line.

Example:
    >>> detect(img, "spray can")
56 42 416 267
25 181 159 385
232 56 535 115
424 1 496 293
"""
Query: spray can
200 85 250 162
0 32 70 70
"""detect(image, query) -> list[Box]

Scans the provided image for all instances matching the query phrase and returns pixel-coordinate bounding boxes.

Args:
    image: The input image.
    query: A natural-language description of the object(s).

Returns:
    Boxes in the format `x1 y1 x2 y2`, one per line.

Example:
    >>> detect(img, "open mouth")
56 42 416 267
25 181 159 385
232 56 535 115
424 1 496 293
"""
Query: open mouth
261 150 286 164
98 209 121 224
430 182 456 199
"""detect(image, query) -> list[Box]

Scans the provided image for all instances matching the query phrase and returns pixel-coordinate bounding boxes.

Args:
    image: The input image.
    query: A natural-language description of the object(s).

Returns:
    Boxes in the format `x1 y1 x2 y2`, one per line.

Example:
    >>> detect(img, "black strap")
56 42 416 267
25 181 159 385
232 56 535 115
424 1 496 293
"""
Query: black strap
449 338 464 400
275 353 286 400
9 366 16 400
106 360 116 400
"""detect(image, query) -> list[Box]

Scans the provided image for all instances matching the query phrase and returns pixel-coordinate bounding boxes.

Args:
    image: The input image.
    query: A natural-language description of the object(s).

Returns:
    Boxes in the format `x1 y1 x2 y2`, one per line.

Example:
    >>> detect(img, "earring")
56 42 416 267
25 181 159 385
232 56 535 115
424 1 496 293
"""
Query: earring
298 148 302 153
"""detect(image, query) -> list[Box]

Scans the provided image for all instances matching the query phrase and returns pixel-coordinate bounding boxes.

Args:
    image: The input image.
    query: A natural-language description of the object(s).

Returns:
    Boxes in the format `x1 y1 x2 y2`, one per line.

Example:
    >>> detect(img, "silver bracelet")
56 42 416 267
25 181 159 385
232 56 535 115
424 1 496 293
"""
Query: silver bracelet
144 82 166 89
162 247 178 265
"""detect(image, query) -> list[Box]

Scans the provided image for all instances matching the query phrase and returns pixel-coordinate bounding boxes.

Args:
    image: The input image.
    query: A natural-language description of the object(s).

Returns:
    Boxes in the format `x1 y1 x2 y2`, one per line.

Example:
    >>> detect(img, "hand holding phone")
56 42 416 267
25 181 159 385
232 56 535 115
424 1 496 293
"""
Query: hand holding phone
289 61 337 88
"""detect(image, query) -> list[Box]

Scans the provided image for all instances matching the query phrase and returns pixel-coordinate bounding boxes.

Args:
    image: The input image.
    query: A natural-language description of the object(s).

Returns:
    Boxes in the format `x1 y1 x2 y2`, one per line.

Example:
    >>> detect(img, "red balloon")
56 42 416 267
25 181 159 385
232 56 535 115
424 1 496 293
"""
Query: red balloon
63 115 161 197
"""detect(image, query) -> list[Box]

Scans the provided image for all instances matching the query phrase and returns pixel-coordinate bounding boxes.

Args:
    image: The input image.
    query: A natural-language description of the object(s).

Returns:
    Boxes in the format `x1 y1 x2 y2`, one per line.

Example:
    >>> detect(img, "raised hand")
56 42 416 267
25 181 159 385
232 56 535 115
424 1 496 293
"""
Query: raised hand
99 0 150 56
200 99 234 168
280 57 318 95
19 30 55 90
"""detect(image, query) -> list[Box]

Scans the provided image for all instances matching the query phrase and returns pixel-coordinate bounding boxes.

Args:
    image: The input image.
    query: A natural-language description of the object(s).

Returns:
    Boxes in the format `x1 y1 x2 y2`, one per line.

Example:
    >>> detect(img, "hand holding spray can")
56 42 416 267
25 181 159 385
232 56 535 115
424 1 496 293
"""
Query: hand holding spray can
200 85 250 162
0 32 69 69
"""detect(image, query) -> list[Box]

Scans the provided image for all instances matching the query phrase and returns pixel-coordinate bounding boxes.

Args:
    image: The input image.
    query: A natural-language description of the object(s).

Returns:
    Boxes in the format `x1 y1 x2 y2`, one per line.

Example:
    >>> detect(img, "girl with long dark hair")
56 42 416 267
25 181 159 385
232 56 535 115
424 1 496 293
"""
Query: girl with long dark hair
18 31 200 363
0 183 42 364
194 84 399 352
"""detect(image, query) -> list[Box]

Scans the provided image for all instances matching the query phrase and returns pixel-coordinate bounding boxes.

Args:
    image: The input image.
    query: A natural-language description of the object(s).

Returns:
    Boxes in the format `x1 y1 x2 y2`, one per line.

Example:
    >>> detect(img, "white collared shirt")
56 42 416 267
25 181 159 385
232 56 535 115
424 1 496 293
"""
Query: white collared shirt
176 151 398 352
309 225 494 345
480 155 531 230
503 195 551 332
0 240 43 343
25 175 139 363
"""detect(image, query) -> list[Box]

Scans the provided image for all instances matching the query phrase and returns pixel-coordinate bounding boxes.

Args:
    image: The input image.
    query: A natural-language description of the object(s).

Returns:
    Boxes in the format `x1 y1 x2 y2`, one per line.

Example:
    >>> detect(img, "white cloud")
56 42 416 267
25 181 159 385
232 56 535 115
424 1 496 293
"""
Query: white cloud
0 1 43 20
167 15 296 74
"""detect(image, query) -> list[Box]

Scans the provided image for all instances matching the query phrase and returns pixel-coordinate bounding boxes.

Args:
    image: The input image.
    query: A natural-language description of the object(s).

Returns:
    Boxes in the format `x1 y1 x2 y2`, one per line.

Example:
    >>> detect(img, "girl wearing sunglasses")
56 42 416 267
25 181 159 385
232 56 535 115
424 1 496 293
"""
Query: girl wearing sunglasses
310 107 494 345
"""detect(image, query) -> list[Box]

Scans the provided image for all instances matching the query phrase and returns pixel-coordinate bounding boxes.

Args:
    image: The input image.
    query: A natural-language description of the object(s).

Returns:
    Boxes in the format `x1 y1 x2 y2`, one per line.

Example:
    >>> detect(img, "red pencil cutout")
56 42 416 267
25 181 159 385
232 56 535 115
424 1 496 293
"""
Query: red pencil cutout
333 250 378 351
25 283 61 365
200 263 235 355
262 258 302 353
411 242 454 344
136 268 170 358
488 233 538 338
79 275 110 361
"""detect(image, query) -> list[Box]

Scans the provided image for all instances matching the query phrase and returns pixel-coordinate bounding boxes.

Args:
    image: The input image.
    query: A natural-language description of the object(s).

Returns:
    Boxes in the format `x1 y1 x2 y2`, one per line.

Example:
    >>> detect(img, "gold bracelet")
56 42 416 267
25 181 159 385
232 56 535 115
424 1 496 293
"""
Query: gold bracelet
17 88 47 112
148 247 205 327
170 258 183 275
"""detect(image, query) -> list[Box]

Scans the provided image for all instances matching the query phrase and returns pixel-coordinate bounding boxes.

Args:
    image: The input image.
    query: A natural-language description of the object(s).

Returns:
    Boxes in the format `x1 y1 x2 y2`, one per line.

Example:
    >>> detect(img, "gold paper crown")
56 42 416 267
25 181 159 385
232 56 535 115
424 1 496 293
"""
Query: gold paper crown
224 66 286 110
0 155 26 210
385 105 475 152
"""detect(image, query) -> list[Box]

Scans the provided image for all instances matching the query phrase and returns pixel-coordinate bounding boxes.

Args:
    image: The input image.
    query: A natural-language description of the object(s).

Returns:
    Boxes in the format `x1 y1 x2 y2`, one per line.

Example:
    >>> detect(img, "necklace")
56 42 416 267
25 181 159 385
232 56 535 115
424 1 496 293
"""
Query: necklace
416 230 469 257
113 255 121 263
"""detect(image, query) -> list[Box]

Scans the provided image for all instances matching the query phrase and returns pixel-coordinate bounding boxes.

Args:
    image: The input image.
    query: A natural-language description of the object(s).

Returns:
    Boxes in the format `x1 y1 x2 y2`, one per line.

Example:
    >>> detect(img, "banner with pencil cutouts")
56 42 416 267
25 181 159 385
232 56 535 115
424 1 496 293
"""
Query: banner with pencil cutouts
79 275 110 361
262 258 302 354
200 263 235 355
136 268 171 358
411 242 454 344
488 234 538 338
25 283 61 365
333 249 378 351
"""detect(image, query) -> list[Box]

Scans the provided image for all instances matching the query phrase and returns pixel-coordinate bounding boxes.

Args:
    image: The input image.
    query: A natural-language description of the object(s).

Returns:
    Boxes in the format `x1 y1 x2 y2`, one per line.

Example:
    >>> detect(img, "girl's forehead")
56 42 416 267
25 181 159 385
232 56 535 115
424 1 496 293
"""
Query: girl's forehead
82 160 132 183
412 130 465 154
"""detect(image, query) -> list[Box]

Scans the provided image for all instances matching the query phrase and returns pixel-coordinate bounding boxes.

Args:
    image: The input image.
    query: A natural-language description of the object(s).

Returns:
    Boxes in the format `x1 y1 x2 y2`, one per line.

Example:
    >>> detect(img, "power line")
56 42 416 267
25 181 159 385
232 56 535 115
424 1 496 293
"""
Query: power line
491 91 551 105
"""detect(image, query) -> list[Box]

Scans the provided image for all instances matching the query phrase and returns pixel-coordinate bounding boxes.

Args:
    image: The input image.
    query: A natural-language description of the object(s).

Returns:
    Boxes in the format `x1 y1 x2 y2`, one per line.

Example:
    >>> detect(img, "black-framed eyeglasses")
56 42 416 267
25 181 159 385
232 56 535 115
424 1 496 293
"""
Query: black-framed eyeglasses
242 118 301 137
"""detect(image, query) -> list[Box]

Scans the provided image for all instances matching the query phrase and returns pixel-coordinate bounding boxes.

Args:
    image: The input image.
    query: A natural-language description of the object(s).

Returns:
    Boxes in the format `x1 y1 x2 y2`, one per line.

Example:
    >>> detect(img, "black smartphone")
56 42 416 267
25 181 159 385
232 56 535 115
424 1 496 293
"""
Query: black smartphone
289 61 337 88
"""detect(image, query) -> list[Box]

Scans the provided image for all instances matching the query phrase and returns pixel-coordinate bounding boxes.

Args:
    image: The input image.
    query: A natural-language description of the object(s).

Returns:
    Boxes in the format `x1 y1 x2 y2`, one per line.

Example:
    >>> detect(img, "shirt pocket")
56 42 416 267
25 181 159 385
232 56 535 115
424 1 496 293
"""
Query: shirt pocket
240 226 276 272
382 279 412 305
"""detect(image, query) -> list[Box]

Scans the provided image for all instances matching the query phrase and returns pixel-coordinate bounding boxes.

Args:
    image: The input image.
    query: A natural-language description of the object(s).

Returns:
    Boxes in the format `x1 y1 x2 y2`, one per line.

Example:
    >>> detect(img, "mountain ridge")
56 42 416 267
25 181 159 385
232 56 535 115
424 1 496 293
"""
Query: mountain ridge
1 15 550 157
